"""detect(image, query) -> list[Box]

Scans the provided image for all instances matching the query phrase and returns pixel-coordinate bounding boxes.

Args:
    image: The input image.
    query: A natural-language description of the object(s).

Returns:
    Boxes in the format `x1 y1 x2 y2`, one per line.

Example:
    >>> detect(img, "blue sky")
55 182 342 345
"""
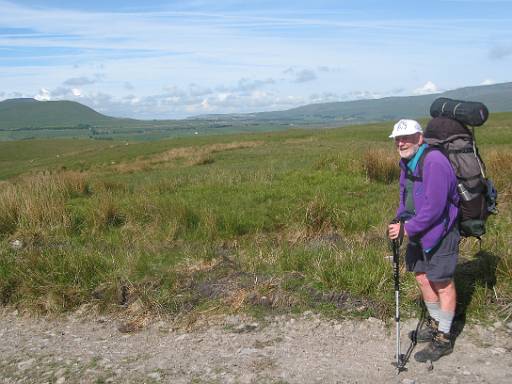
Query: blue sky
1 0 511 119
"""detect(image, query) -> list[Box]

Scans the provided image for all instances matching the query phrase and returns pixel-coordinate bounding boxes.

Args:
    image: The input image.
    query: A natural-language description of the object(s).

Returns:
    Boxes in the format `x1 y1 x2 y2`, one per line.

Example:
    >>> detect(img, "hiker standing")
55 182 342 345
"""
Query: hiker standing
387 119 460 363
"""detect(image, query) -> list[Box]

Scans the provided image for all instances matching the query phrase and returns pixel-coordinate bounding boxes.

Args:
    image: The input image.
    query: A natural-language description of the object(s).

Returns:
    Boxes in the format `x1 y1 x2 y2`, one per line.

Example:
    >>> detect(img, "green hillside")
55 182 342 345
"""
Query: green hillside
0 98 117 130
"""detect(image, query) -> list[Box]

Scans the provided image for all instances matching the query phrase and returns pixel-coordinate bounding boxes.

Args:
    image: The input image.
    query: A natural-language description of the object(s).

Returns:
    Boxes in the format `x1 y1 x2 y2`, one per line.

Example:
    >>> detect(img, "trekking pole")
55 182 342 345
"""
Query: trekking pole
389 219 406 373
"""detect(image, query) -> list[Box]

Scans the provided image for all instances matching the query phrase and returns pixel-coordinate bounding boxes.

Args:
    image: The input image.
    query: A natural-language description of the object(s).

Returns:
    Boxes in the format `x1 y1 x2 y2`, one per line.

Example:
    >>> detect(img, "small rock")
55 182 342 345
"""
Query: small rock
449 378 458 384
55 368 67 377
148 372 161 381
175 334 188 341
56 377 66 384
17 358 35 371
506 321 512 330
10 239 23 250
462 370 471 376
225 315 242 326
234 323 258 333
238 347 258 355
493 321 503 329
239 373 256 384
401 379 415 384
259 295 272 306
491 347 506 355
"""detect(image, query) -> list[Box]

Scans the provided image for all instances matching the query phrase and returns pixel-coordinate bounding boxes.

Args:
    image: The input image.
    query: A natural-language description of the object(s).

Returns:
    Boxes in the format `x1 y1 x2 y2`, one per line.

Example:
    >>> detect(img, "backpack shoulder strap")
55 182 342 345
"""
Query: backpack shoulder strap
405 146 440 182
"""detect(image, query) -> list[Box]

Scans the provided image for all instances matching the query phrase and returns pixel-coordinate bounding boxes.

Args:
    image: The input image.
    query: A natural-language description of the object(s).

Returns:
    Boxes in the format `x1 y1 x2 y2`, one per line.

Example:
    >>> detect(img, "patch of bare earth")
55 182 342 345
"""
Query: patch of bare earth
1 308 511 384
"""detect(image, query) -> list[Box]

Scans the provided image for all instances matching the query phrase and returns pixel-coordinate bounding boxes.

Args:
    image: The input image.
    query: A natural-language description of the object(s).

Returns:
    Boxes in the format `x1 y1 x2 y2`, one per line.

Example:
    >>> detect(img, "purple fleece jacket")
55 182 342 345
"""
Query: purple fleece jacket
396 149 460 250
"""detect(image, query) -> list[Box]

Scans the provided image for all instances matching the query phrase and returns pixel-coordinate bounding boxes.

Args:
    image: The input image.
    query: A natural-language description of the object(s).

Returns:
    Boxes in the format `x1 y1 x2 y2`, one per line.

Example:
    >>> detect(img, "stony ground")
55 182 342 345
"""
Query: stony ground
1 307 511 384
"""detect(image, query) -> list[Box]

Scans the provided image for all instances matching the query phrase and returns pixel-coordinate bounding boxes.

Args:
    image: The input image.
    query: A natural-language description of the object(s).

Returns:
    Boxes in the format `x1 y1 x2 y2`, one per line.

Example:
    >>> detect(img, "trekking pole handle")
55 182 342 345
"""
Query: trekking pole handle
388 218 405 247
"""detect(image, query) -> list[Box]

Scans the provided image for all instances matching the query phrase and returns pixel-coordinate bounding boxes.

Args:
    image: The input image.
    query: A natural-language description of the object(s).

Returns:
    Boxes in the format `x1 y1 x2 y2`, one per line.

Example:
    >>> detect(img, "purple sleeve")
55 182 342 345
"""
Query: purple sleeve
404 157 452 237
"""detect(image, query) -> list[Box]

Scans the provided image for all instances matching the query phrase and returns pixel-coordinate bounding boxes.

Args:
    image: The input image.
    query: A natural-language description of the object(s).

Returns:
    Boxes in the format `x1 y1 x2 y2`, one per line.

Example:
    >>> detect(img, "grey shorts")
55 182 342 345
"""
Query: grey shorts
405 227 460 282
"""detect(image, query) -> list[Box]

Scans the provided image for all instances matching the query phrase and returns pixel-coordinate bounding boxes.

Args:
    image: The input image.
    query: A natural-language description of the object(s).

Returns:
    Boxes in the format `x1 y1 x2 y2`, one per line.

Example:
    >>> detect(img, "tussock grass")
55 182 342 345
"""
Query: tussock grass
362 148 399 184
484 149 512 193
0 171 90 237
91 192 126 230
302 195 335 233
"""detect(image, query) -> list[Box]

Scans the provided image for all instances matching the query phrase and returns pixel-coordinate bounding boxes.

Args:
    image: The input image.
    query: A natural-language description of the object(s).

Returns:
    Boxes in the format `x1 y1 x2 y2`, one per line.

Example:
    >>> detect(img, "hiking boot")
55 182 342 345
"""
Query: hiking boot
414 330 453 362
414 316 439 343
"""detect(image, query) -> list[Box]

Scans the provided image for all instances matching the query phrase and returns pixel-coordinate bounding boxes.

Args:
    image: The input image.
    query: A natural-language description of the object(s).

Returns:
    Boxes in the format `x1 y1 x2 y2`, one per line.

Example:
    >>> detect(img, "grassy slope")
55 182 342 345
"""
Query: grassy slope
0 114 510 323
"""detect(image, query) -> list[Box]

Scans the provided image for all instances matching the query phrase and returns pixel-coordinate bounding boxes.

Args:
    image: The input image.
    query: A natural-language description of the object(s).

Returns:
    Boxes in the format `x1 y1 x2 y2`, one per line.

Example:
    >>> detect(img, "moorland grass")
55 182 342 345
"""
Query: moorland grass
0 115 511 324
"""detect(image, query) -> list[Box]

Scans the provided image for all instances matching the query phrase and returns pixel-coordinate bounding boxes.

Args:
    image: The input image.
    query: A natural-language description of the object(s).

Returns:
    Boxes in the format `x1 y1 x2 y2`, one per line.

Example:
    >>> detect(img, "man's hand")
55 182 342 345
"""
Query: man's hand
388 223 407 240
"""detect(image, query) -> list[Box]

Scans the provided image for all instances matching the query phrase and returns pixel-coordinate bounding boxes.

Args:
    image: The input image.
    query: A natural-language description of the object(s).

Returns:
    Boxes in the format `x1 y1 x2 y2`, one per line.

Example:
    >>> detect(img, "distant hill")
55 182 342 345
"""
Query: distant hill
193 82 512 126
1 82 511 138
0 98 122 130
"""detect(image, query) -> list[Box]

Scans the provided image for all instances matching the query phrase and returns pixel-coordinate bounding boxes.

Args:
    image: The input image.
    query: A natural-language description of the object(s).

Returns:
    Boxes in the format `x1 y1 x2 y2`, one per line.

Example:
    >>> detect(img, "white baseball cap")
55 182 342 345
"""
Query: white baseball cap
389 119 423 138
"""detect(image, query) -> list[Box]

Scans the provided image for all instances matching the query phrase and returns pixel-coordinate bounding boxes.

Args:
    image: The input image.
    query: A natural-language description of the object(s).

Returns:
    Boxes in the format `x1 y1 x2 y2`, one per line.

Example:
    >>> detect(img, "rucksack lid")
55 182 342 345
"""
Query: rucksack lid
424 117 471 144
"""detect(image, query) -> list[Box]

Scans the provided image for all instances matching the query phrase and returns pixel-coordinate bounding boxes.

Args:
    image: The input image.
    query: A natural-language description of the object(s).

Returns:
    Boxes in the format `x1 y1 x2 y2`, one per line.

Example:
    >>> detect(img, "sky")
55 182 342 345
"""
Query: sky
1 0 512 119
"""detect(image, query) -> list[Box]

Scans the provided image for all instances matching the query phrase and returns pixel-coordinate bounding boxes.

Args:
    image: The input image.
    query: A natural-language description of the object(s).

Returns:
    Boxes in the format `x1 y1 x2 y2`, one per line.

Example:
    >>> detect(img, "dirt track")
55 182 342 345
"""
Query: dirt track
1 308 511 384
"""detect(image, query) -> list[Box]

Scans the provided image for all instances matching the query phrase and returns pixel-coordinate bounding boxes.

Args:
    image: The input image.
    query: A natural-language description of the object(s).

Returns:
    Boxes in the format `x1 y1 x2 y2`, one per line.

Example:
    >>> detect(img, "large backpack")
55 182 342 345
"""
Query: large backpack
420 115 498 238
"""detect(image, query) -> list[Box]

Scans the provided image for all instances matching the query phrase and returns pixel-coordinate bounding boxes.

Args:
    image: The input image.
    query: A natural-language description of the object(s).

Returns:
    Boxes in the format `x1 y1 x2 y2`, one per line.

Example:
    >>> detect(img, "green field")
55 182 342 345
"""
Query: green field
0 114 511 326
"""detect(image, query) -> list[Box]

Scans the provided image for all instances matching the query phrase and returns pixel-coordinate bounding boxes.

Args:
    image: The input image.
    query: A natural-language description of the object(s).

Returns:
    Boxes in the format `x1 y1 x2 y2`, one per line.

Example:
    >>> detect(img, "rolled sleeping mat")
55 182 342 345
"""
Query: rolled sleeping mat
430 97 489 127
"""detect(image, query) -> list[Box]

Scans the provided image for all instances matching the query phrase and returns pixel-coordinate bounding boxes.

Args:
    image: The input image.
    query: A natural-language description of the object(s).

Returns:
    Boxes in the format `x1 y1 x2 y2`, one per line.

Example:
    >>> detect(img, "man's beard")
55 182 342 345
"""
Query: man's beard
398 144 420 159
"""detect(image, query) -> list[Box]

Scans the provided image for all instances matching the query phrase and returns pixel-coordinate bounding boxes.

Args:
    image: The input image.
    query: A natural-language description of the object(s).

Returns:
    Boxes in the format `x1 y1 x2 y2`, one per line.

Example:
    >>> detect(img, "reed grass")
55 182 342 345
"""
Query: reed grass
362 148 399 184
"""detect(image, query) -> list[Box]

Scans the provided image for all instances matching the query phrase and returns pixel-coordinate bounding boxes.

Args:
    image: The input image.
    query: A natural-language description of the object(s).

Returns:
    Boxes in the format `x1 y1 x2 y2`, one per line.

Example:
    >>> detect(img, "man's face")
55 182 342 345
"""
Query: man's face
394 133 423 159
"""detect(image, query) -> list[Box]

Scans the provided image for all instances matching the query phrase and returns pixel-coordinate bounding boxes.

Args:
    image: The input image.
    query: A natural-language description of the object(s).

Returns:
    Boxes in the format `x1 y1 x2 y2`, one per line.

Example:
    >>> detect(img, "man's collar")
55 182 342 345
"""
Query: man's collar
406 143 428 172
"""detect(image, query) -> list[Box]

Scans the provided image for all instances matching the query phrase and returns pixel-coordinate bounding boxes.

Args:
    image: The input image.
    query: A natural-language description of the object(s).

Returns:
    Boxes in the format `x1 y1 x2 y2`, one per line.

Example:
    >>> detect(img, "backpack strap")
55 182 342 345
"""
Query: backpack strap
447 147 474 154
405 176 415 214
405 146 438 183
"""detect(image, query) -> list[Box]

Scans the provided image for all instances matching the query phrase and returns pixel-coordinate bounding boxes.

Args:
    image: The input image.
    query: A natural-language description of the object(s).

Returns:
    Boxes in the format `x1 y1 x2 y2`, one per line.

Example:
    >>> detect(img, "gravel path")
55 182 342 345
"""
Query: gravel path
1 308 511 384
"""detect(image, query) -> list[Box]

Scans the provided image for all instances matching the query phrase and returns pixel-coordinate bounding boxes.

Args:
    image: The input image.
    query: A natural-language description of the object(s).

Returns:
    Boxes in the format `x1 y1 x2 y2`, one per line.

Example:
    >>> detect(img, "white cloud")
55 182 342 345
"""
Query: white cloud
413 81 441 95
34 88 51 101
309 92 340 103
489 45 512 60
63 76 98 87
480 79 495 85
123 95 140 105
294 69 317 83
71 88 82 97
200 98 211 111
283 68 318 83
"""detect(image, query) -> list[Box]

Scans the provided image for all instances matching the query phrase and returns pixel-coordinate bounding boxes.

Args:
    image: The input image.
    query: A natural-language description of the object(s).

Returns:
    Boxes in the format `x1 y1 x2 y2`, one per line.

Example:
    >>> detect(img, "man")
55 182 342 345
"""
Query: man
387 119 460 362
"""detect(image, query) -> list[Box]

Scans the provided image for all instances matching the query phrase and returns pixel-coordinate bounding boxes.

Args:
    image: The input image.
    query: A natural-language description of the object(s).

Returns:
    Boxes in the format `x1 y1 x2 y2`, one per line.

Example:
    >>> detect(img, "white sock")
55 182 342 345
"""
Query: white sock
438 309 455 334
425 301 441 322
